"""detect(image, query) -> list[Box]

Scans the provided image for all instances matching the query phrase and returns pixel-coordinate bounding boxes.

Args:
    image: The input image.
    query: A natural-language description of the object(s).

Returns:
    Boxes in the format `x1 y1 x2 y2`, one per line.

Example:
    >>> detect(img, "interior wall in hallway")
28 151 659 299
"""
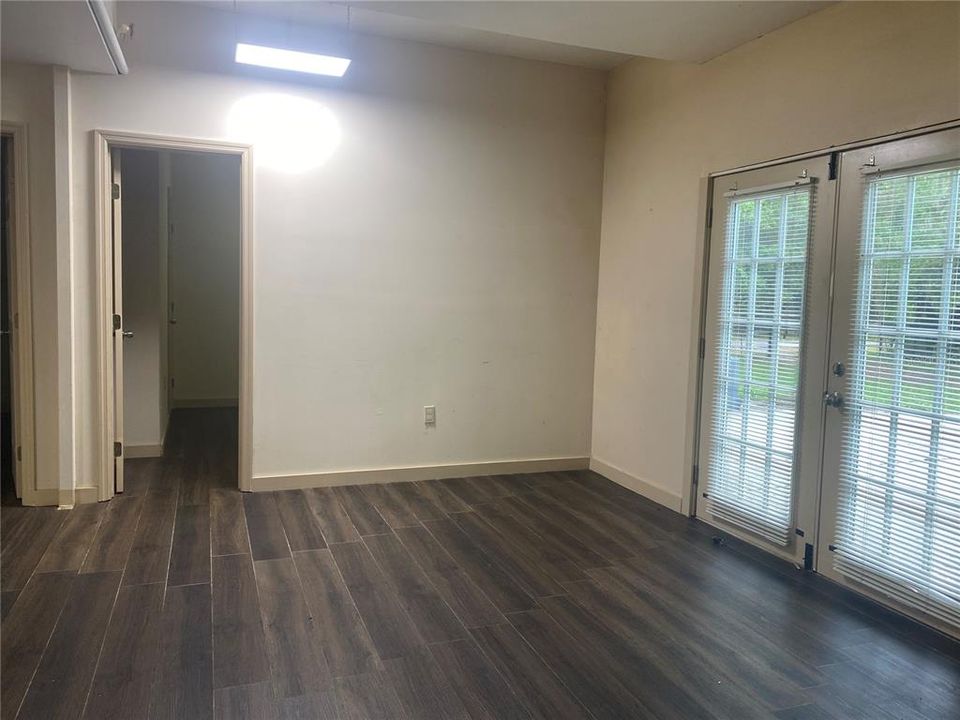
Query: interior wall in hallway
168 151 241 408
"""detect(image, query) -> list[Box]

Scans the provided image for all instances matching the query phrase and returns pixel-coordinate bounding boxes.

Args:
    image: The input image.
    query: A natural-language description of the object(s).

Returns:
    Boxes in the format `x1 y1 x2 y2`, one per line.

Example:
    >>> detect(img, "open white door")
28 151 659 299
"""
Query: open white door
111 148 125 493
697 156 836 566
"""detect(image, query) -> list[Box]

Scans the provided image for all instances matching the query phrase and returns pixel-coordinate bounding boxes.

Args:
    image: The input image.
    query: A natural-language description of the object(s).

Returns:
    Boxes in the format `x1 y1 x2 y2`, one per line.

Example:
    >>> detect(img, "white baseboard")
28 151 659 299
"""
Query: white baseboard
25 488 69 507
589 458 683 513
172 398 239 409
75 486 100 505
24 486 100 507
252 456 590 492
125 443 164 459
125 420 168 459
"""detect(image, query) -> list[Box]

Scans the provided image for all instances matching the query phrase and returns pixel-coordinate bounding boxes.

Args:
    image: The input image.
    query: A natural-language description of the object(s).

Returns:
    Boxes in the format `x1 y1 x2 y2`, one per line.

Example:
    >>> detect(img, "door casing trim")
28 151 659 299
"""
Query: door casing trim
94 130 253 500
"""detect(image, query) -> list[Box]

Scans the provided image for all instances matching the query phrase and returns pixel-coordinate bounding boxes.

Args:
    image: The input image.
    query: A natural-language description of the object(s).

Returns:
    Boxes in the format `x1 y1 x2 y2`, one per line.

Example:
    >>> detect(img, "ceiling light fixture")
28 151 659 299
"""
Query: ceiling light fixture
235 43 351 77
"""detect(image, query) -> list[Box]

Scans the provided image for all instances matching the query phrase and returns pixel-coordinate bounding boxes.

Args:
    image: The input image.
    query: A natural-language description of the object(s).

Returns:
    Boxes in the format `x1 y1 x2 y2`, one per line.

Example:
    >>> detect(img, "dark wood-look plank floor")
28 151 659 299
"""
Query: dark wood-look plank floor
292 549 381 678
212 554 270 690
17 571 122 720
1 508 66 590
149 582 214 720
2 408 959 719
304 488 361 544
254 556 332 699
83 582 165 720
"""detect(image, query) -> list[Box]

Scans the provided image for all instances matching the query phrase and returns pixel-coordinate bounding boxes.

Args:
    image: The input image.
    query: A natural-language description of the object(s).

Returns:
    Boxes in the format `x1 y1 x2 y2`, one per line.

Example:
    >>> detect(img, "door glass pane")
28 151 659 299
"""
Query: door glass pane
835 165 960 625
705 186 812 545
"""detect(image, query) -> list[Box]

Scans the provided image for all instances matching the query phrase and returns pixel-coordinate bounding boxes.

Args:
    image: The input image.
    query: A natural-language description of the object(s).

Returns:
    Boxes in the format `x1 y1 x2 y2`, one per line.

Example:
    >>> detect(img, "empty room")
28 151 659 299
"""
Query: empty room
1 1 958 719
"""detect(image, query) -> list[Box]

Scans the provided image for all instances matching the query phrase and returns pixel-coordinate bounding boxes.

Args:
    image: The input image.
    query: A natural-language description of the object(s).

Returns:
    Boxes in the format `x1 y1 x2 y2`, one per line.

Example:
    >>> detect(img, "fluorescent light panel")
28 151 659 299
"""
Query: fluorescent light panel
235 43 351 77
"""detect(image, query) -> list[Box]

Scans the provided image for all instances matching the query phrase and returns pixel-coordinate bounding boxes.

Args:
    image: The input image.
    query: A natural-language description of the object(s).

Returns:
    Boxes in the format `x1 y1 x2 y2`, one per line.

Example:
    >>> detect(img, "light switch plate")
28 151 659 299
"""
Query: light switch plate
424 405 436 426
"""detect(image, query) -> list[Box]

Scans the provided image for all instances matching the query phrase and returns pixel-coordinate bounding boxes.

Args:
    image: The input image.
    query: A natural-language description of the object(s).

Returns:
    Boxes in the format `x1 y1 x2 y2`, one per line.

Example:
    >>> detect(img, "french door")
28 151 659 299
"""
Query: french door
699 155 835 567
699 126 960 633
819 128 960 632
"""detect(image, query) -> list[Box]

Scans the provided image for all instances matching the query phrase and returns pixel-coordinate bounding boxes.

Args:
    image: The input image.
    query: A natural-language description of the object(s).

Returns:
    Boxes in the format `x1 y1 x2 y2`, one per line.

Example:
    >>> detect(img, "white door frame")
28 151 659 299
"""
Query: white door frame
1 122 37 505
94 130 253 500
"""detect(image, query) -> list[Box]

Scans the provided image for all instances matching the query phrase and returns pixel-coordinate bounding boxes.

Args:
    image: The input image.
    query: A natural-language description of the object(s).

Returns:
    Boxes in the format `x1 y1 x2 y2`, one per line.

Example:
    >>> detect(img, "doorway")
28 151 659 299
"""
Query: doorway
96 132 252 500
0 126 36 507
1 135 14 503
696 126 960 637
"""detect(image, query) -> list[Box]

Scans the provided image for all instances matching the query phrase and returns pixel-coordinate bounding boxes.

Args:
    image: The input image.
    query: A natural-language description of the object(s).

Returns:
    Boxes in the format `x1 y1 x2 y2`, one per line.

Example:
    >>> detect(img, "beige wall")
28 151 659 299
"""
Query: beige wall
168 150 241 406
66 25 605 486
14 1 956 504
592 1 960 510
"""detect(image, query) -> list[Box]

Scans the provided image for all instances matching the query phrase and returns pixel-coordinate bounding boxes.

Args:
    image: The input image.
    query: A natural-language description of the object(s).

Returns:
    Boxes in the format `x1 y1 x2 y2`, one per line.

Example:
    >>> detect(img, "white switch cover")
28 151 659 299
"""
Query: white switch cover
424 405 436 426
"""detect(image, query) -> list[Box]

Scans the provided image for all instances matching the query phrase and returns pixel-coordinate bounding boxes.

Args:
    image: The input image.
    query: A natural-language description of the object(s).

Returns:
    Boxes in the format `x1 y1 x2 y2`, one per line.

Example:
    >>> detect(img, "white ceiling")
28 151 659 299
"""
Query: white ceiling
1 1 118 74
1 1 834 75
200 1 631 68
207 1 833 67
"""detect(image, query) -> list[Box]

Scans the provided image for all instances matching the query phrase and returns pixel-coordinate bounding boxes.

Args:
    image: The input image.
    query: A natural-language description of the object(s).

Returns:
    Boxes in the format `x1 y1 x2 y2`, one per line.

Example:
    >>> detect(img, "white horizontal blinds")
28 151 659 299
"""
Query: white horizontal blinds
706 184 813 545
835 165 960 626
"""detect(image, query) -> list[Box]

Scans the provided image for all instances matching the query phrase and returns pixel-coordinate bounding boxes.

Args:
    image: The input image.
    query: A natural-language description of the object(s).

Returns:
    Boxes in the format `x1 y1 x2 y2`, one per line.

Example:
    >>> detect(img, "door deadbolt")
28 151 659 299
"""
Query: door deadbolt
824 391 844 408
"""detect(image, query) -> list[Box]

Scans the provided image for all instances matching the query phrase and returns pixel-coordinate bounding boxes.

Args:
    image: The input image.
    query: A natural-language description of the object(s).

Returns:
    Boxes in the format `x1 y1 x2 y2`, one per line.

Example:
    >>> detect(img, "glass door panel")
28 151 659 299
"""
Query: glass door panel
819 128 960 634
699 157 834 563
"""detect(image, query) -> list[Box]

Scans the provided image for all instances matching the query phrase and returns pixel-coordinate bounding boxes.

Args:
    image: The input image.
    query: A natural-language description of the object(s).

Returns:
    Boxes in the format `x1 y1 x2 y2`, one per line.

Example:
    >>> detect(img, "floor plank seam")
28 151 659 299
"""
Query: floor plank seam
76 572 128 720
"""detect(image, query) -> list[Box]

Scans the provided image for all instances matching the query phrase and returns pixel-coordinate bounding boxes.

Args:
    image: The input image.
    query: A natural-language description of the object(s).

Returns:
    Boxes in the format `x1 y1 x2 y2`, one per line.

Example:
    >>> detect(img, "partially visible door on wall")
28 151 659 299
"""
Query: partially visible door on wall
1 135 17 501
818 128 960 632
111 147 125 493
698 156 836 566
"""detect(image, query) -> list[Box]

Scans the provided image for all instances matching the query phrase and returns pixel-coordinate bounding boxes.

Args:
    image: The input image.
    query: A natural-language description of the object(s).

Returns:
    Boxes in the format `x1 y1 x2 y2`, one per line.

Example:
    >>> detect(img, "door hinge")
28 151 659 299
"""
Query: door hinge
828 151 839 181
111 182 120 200
16 445 21 462
706 206 713 229
114 441 123 457
691 464 699 490
698 337 705 359
113 313 121 332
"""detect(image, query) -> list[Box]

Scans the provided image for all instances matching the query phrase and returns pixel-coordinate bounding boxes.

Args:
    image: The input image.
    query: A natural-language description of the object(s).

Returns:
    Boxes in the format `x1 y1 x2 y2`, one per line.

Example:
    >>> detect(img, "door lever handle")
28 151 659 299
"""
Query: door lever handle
122 330 134 339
